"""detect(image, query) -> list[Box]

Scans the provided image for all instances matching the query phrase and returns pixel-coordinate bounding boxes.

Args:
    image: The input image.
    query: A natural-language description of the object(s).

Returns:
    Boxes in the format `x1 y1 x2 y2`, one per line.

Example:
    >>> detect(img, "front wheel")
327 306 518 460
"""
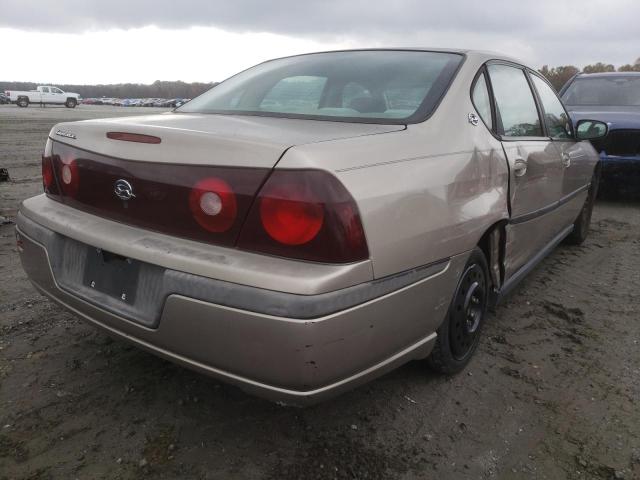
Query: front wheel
428 247 490 374
65 98 77 108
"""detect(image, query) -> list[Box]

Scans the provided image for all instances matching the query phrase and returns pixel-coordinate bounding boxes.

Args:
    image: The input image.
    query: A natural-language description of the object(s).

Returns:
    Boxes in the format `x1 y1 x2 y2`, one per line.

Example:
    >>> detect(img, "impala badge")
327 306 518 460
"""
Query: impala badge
55 129 76 139
114 179 136 201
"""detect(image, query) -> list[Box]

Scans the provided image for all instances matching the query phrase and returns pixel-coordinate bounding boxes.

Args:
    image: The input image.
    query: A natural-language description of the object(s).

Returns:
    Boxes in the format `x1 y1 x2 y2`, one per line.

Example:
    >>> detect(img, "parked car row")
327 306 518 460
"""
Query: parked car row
81 97 189 107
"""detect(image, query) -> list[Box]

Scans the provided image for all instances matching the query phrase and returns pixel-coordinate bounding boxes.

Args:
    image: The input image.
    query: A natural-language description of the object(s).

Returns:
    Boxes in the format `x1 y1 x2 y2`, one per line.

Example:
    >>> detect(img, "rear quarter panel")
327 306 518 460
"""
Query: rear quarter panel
278 61 510 278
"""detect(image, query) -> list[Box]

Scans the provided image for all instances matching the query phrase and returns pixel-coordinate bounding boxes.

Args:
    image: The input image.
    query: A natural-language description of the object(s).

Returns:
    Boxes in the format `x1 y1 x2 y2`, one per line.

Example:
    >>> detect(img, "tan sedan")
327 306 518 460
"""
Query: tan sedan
16 49 607 404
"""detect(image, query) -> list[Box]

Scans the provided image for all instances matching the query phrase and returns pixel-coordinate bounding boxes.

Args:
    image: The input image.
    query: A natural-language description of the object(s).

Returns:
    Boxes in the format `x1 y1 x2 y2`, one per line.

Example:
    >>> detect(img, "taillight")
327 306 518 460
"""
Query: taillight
42 156 54 190
238 170 369 263
188 177 237 232
260 182 324 245
42 138 59 195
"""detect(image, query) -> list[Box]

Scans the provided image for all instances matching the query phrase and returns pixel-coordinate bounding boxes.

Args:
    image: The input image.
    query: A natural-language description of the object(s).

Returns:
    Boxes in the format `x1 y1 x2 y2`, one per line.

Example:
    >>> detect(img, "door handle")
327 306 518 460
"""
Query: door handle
513 158 527 177
561 153 571 168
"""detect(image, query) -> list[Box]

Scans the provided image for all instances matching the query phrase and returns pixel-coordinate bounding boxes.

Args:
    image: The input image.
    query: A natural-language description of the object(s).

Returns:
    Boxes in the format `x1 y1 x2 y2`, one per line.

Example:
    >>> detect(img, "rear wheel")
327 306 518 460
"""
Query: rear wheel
17 97 29 107
428 247 489 374
65 98 77 108
565 166 600 245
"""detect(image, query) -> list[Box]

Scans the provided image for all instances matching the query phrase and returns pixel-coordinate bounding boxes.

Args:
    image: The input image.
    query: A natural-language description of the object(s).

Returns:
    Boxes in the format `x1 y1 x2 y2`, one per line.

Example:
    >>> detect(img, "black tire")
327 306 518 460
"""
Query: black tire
428 247 490 374
565 166 600 245
65 98 77 108
17 97 29 108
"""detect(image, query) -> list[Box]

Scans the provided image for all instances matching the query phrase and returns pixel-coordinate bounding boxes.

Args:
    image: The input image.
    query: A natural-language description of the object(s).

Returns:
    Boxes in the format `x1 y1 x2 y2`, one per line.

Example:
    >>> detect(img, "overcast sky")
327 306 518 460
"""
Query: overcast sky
1 0 639 84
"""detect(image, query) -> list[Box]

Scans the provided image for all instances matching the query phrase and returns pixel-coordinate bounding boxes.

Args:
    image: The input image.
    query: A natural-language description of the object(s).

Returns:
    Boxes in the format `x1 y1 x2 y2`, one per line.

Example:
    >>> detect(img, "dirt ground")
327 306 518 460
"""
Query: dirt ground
1 104 639 480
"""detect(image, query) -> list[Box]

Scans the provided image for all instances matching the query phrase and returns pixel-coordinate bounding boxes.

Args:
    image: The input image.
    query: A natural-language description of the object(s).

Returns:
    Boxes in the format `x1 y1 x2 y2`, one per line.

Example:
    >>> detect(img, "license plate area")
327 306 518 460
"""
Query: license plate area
83 248 140 303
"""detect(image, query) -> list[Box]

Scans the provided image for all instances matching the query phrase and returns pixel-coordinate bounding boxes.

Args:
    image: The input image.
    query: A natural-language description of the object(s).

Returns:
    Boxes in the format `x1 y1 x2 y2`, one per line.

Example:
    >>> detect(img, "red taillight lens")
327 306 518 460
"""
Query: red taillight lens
42 138 60 195
188 177 237 233
260 182 324 245
238 170 369 263
42 156 54 190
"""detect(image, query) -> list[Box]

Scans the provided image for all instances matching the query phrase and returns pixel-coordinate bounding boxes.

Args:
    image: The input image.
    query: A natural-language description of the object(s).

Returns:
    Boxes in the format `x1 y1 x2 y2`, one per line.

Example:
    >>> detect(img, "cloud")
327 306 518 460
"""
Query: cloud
2 0 640 71
0 0 634 38
0 26 356 84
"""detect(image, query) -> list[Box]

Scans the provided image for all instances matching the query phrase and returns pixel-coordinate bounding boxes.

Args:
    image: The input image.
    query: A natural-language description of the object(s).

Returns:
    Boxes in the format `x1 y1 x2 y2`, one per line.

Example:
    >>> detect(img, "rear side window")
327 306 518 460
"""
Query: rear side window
530 75 573 139
488 65 542 137
472 73 493 129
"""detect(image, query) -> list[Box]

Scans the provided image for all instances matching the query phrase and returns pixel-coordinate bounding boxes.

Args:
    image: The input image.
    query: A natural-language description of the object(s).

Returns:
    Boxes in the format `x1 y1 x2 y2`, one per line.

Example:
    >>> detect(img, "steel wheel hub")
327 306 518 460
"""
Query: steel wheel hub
450 263 486 360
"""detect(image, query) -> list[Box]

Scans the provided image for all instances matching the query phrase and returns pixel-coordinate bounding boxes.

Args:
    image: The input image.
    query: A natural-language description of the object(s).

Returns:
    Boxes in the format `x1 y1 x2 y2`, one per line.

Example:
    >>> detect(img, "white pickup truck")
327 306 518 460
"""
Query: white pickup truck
4 86 81 108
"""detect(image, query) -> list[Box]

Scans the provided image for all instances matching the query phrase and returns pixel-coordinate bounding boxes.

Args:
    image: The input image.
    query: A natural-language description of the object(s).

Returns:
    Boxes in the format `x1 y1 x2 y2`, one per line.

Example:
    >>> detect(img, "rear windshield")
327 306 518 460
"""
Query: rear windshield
177 50 464 124
562 76 640 106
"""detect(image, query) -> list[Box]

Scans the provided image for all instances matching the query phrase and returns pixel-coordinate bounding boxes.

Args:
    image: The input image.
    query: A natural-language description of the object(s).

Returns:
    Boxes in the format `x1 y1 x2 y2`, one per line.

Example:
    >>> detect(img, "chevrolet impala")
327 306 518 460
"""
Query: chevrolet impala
16 49 608 404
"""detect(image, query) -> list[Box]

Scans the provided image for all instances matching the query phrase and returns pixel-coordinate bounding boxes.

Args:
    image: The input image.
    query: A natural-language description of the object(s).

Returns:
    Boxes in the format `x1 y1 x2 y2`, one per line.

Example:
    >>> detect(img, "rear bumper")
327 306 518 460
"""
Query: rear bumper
16 202 466 404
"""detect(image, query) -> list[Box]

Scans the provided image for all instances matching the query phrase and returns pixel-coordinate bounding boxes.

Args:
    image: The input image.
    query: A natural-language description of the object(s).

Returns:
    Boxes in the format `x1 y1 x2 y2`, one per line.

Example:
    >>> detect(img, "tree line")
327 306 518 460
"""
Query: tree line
539 57 640 91
0 80 217 99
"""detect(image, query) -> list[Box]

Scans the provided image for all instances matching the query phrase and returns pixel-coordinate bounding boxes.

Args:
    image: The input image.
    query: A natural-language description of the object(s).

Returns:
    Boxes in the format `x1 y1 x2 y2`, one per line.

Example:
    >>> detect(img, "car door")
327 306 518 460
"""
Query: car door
50 87 65 104
529 73 594 227
486 63 566 278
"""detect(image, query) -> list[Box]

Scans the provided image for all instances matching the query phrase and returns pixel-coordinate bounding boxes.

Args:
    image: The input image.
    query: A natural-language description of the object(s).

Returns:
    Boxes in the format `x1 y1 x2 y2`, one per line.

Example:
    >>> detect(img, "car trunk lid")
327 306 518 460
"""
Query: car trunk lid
45 114 403 249
52 112 405 168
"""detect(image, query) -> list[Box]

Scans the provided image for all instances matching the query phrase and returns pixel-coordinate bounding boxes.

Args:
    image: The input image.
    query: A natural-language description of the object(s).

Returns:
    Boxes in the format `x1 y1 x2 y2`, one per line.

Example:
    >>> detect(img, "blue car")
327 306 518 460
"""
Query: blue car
560 72 640 196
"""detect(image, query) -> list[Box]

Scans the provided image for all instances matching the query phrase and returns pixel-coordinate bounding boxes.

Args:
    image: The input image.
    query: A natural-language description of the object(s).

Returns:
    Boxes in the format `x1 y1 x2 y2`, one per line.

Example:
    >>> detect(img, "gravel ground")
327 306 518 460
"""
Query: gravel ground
1 104 639 480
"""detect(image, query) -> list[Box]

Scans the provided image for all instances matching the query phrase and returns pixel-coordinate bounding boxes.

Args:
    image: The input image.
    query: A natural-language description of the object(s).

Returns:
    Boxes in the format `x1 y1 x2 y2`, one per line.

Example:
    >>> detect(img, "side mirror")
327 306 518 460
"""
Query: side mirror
576 119 608 141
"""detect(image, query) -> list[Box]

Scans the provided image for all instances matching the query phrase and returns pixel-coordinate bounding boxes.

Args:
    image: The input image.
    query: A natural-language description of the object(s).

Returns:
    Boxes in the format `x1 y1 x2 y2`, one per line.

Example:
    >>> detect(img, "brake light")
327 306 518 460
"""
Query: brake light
188 177 237 232
42 138 59 195
42 156 54 190
106 132 161 144
260 182 324 245
238 170 369 263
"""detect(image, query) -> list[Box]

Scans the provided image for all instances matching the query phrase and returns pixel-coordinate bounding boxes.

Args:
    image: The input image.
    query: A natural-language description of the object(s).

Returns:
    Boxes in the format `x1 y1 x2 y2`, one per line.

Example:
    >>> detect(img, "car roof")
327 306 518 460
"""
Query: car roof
265 48 527 69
